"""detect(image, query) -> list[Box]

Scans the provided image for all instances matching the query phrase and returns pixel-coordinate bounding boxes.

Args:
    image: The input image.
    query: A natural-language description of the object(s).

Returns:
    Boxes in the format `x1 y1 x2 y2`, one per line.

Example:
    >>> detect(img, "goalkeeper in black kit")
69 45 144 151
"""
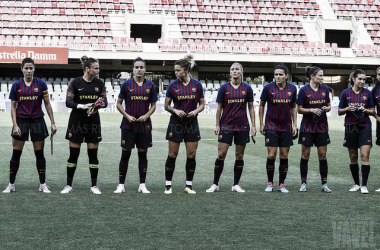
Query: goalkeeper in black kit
61 55 108 195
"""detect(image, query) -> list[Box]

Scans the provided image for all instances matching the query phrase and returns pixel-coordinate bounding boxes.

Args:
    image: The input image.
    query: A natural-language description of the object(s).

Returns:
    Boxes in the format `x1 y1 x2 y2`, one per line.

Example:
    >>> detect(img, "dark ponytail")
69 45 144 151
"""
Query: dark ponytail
305 66 322 80
80 55 98 72
349 69 366 86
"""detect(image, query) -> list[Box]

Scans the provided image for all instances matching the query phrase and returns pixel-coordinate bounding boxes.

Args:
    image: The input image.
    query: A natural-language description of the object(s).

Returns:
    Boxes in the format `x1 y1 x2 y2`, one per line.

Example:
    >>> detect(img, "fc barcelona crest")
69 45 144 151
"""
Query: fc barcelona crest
169 132 173 137
302 137 306 141
287 92 292 96
219 135 223 139
69 133 72 138
122 140 125 145
266 139 270 143
95 87 99 92
34 88 39 92
363 96 367 100
322 92 326 97
242 91 246 95
146 89 150 93
192 88 196 92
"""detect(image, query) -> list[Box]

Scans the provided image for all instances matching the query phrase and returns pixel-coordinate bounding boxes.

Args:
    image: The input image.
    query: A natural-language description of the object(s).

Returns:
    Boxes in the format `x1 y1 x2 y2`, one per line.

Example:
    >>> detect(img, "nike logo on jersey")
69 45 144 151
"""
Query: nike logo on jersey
307 95 311 97
272 92 275 95
130 89 134 92
376 96 379 99
347 97 351 99
226 92 230 94
78 88 83 91
175 89 180 92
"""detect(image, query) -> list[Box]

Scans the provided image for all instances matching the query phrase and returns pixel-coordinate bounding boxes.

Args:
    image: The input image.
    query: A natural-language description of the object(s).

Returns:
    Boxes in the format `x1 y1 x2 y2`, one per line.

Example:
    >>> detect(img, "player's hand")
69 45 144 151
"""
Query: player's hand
174 109 186 118
311 108 322 116
358 106 365 112
13 125 21 137
82 103 93 110
292 125 298 136
251 127 257 137
187 111 197 118
136 115 148 123
126 114 136 123
214 125 220 135
321 106 329 113
260 124 265 135
51 124 57 135
346 105 356 112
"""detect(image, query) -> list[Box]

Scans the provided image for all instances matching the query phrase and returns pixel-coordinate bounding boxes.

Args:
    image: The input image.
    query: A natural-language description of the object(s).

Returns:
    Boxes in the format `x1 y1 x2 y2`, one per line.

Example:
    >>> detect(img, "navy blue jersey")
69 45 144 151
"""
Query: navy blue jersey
166 79 204 115
216 82 253 131
118 79 158 130
260 82 297 132
9 77 48 118
372 85 380 132
339 87 374 130
297 84 330 133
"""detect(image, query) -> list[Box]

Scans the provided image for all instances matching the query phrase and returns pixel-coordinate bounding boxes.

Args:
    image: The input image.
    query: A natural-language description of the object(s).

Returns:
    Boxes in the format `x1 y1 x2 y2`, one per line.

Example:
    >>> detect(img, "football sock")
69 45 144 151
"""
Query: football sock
88 148 99 187
279 158 288 185
67 147 80 186
213 158 224 185
9 149 22 184
34 150 46 184
266 158 275 183
138 151 148 184
119 150 131 184
300 158 308 184
319 159 328 185
233 160 244 186
165 155 176 189
361 165 370 187
350 164 360 185
186 157 196 188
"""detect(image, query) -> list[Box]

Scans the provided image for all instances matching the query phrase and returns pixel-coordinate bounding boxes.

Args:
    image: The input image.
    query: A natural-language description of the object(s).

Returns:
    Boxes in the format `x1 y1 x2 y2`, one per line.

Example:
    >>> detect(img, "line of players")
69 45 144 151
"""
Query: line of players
3 56 380 195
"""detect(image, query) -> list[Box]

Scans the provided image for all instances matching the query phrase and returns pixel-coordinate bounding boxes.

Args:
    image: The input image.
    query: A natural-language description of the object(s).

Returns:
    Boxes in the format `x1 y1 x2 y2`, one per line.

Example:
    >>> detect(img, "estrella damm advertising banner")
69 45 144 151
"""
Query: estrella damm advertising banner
0 47 68 64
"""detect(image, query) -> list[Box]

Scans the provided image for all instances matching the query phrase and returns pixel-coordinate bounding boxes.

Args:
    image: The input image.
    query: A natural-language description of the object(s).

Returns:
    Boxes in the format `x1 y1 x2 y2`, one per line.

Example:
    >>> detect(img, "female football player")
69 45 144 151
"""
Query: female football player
206 62 256 193
259 65 297 193
61 56 107 195
3 57 57 194
164 54 205 194
114 57 157 194
338 69 375 194
297 66 332 193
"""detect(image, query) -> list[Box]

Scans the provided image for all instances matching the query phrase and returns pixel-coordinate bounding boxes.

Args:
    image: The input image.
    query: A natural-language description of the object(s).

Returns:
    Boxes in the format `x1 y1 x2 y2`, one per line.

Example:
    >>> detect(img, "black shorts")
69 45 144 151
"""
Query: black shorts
265 130 293 147
121 129 152 149
12 117 49 141
376 132 380 146
65 115 102 143
298 132 330 147
166 115 201 143
343 125 372 149
218 130 250 146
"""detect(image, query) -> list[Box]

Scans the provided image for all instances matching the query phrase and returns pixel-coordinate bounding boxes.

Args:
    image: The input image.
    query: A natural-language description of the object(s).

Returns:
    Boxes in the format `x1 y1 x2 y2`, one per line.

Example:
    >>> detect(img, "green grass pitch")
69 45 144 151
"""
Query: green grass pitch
0 112 379 249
